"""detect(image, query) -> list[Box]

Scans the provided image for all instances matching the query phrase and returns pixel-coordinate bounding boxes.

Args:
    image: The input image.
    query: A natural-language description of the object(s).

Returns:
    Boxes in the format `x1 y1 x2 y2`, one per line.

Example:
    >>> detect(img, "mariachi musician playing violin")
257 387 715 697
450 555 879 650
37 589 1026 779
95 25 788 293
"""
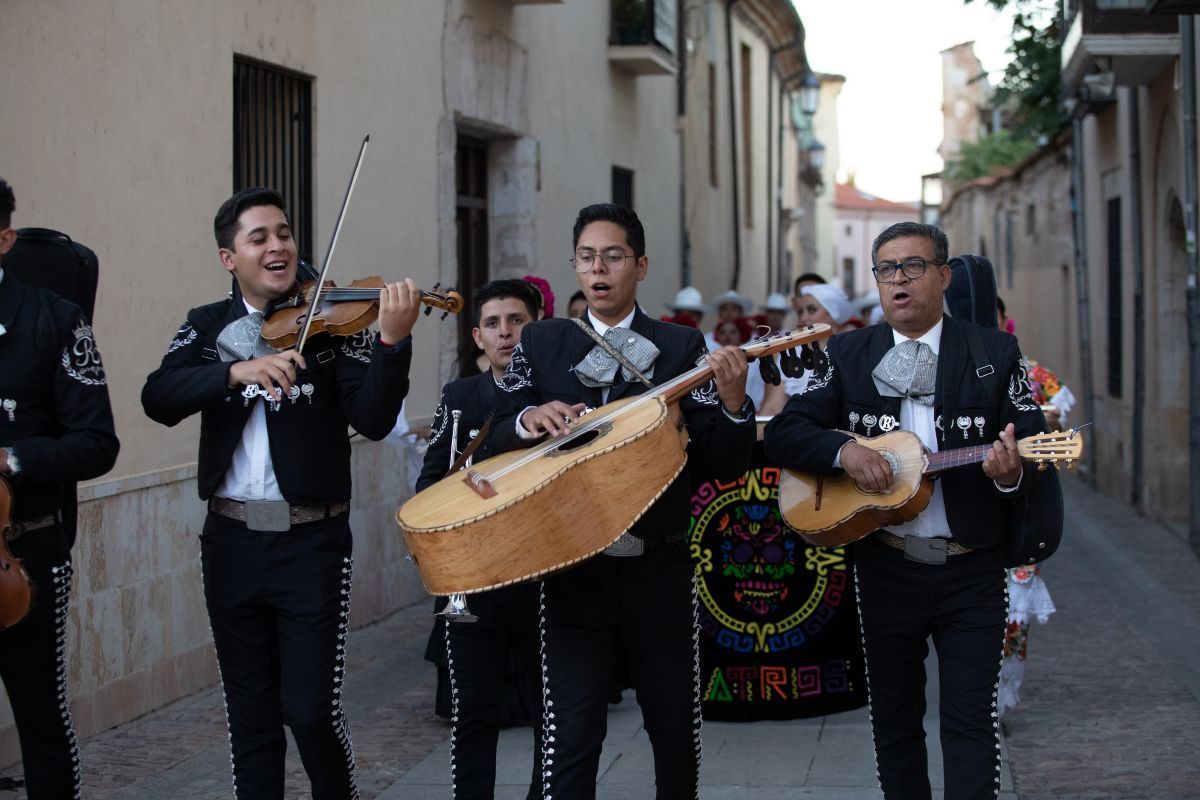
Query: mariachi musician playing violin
0 177 119 799
488 203 756 799
142 187 419 800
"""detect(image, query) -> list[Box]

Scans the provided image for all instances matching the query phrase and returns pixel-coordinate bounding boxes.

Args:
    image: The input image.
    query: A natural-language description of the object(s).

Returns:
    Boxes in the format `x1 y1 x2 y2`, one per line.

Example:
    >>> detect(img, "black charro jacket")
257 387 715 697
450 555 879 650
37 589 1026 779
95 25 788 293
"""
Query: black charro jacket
141 297 411 506
0 270 119 522
415 370 501 494
762 316 1046 550
488 306 756 543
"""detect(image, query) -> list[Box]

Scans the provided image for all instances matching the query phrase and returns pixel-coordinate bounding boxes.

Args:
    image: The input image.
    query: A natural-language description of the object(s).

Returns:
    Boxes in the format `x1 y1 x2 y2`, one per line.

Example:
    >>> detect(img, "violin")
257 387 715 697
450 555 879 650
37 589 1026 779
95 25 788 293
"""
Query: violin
0 477 35 631
260 277 464 349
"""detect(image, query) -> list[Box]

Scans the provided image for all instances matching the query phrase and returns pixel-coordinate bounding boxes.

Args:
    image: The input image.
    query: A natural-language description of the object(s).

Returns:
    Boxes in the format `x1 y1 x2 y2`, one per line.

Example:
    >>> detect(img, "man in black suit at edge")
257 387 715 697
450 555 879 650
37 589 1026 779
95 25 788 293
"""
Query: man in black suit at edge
764 221 1045 800
488 203 756 799
142 187 419 800
0 177 119 799
415 278 544 800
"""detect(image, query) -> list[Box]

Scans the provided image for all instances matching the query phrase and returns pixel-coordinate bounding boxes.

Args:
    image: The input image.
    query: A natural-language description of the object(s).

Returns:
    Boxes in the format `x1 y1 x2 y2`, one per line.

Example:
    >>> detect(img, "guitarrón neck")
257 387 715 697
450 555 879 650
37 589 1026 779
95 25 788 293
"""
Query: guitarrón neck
925 444 994 475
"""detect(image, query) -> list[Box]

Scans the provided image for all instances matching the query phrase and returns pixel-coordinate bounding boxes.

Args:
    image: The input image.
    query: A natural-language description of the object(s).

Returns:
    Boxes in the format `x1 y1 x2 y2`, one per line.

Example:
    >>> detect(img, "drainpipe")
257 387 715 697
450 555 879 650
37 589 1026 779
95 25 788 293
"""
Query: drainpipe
1181 15 1200 555
766 65 774 293
678 0 690 288
1129 88 1146 509
1071 116 1097 486
726 0 742 290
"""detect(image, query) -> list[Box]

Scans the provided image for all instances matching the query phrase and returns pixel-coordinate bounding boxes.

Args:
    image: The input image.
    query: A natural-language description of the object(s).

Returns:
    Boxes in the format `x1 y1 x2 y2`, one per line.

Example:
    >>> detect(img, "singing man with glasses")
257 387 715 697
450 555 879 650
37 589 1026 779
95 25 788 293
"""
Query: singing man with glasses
765 221 1049 800
488 203 756 799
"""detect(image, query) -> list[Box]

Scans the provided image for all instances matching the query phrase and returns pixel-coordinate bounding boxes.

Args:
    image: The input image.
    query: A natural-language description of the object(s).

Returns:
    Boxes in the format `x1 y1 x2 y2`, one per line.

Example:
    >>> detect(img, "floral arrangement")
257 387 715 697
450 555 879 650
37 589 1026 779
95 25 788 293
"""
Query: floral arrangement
1026 360 1063 405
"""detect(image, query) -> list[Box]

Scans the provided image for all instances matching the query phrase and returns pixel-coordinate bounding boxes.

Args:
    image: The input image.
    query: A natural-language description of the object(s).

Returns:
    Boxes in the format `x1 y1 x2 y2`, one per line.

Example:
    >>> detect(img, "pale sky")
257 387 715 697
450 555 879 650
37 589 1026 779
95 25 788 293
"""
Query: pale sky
792 0 1018 203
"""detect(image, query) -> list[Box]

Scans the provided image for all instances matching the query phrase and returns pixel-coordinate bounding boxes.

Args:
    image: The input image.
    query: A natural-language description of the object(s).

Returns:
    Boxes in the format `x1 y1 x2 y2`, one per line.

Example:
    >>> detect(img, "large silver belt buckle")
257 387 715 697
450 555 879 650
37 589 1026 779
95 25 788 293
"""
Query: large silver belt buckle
244 500 292 532
602 532 644 558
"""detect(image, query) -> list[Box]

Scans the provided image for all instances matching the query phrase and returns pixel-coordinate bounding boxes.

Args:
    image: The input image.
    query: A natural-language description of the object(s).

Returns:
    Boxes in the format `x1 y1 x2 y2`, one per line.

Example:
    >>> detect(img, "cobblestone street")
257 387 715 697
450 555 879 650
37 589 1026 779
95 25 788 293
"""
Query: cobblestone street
1000 479 1200 800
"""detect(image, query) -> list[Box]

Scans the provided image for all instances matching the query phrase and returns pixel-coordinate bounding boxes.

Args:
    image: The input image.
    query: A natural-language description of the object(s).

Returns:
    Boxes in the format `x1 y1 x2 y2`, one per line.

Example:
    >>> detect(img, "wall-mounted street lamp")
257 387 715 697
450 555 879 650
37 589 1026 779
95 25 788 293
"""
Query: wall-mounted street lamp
806 138 826 171
798 72 821 117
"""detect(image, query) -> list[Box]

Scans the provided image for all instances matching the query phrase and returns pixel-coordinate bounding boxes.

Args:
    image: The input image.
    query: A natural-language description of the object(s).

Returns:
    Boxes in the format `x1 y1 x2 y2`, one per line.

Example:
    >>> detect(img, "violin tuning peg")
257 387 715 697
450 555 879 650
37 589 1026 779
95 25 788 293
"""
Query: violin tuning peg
423 306 433 316
440 310 450 320
432 281 442 292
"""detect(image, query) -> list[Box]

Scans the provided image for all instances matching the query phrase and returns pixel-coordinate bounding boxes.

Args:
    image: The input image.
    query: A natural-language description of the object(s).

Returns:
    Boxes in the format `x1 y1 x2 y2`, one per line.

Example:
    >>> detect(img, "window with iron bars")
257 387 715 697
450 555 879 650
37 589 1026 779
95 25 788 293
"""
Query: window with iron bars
233 56 314 264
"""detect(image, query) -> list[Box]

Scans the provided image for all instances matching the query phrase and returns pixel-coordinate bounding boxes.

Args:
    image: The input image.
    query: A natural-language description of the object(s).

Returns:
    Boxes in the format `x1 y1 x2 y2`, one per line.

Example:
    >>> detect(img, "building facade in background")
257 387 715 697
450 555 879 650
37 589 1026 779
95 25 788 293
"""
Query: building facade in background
833 183 919 299
941 0 1193 542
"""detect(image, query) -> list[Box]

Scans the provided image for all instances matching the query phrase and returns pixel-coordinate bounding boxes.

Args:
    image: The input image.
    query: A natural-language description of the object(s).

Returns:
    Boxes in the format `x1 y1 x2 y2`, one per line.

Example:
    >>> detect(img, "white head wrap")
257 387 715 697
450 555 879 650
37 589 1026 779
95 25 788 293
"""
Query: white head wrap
801 284 854 325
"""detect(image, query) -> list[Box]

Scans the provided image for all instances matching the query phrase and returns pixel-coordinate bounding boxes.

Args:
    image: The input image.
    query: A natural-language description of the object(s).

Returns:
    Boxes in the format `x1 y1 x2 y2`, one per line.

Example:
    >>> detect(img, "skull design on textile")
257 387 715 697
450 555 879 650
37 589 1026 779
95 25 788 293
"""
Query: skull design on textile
718 503 798 617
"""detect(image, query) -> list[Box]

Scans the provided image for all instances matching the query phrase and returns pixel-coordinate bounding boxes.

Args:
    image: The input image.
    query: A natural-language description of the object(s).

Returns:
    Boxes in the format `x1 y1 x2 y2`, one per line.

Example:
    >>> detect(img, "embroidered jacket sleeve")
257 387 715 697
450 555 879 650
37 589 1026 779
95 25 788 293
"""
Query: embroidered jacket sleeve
675 330 755 483
994 335 1046 499
11 299 119 487
331 330 412 441
487 335 542 455
415 385 454 493
141 305 236 426
762 334 853 475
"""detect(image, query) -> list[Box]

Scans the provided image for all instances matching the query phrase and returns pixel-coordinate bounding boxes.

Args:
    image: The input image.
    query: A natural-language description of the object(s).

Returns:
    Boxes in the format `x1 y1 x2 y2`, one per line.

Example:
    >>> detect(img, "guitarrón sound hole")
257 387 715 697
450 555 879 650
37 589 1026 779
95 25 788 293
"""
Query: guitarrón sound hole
556 429 601 452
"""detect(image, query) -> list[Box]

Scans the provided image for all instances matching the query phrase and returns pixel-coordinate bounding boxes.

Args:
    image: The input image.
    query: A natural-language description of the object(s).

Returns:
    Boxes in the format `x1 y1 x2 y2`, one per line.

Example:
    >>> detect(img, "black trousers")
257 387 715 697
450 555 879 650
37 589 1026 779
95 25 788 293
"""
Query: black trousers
539 541 700 800
0 524 79 800
444 582 542 800
853 535 1009 800
200 511 357 800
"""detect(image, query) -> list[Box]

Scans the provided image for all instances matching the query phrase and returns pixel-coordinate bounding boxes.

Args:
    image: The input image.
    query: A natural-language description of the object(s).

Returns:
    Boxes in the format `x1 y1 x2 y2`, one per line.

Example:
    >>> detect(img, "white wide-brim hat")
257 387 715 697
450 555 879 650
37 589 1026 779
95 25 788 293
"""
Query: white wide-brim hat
709 289 755 317
665 285 706 313
762 292 790 312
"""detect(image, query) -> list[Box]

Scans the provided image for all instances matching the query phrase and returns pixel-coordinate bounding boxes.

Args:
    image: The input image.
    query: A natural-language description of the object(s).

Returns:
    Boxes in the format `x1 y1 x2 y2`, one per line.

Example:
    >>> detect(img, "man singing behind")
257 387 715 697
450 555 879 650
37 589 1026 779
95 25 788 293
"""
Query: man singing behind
416 278 544 800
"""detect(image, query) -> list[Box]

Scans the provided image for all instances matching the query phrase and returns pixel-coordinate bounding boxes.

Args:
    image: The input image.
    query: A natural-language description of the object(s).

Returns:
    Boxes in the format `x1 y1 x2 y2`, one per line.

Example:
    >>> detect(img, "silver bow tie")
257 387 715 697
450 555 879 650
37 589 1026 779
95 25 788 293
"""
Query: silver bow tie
215 311 278 362
872 338 937 406
574 328 659 388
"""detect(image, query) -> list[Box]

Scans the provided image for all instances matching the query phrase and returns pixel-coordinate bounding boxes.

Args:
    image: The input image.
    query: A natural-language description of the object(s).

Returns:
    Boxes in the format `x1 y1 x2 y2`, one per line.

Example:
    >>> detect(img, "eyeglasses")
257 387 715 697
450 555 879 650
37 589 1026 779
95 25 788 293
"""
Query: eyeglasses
570 248 635 273
872 257 933 283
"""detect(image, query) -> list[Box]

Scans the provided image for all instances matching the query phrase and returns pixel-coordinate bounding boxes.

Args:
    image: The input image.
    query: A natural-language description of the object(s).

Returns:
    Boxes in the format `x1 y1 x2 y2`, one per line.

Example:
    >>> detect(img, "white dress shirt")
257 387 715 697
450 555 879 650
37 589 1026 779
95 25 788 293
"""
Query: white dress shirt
883 319 952 540
215 299 285 502
515 307 638 437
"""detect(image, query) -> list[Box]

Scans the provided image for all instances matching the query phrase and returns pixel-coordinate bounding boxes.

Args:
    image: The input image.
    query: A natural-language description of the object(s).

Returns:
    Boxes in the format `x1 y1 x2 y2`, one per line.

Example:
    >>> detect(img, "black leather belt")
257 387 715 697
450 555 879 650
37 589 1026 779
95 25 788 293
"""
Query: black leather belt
208 497 349 531
876 530 973 558
4 513 60 542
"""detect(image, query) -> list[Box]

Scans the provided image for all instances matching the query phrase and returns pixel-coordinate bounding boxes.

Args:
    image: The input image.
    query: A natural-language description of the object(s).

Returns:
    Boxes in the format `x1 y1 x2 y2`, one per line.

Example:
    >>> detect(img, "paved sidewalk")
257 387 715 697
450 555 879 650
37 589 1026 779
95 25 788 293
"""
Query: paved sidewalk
0 593 1011 800
27 472 1200 797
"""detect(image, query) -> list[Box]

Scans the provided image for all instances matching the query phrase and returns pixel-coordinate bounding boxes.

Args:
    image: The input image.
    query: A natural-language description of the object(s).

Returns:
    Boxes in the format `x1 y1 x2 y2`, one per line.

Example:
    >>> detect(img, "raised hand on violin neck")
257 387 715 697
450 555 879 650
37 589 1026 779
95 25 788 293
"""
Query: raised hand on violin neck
377 277 422 345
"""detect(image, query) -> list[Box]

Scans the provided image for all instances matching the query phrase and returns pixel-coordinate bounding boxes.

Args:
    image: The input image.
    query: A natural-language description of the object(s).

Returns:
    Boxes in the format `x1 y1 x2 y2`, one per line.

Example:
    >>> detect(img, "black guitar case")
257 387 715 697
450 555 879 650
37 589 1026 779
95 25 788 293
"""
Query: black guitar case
4 228 102 549
945 253 1062 566
945 253 998 329
7 228 100 321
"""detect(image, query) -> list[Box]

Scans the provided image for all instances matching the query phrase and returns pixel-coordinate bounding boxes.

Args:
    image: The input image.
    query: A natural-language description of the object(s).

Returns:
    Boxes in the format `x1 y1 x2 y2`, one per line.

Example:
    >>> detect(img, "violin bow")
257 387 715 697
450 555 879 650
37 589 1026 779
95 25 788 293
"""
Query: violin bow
295 134 370 352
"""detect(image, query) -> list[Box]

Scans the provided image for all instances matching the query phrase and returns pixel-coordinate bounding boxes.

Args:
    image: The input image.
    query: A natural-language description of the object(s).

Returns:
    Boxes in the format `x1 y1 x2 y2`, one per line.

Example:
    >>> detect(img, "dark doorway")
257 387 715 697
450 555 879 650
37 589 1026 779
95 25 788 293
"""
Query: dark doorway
456 135 489 377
